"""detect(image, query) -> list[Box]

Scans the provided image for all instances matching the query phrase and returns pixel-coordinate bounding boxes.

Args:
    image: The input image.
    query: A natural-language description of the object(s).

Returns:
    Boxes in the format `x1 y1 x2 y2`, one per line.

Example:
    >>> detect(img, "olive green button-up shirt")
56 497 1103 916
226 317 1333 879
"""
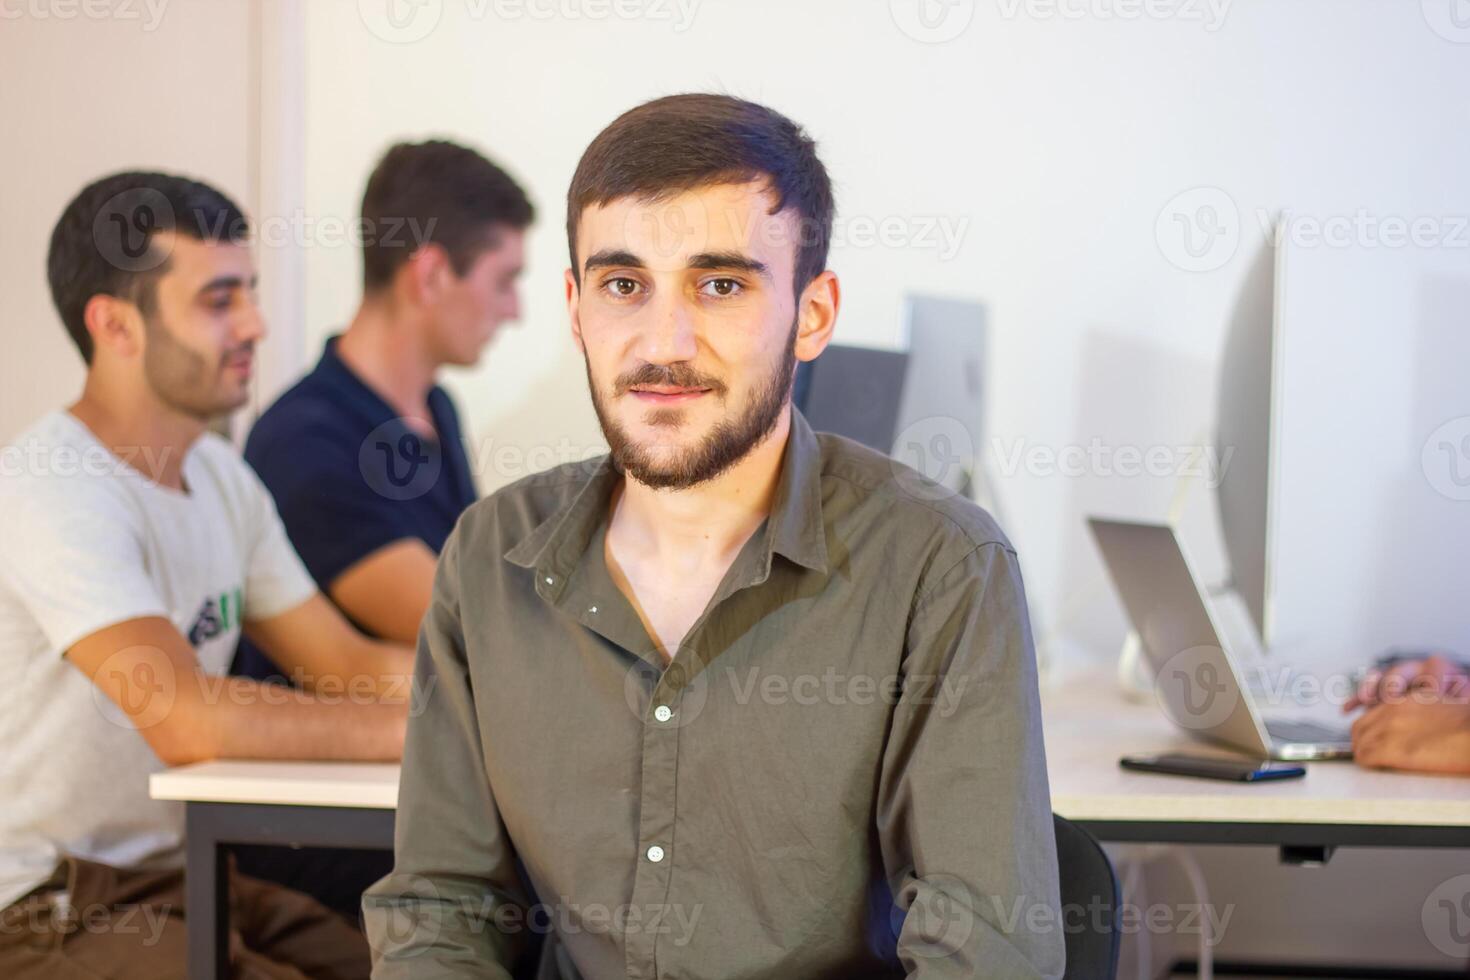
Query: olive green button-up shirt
364 407 1064 980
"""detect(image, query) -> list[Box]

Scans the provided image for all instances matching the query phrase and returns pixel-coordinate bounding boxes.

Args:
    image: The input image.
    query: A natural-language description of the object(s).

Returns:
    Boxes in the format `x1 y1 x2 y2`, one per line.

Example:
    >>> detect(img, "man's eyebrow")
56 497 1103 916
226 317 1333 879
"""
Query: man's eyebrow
197 274 255 294
686 252 771 281
583 249 646 274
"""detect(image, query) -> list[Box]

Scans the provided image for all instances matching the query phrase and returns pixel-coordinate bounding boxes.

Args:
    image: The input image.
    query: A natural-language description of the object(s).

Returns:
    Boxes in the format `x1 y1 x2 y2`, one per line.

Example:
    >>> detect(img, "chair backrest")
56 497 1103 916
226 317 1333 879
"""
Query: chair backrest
1053 814 1120 980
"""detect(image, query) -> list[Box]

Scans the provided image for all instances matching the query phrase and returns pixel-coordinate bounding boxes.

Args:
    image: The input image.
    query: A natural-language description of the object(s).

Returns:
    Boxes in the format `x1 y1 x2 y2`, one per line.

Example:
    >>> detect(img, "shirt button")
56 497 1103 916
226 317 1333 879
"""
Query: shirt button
653 705 673 723
588 605 598 614
646 845 665 863
544 576 554 585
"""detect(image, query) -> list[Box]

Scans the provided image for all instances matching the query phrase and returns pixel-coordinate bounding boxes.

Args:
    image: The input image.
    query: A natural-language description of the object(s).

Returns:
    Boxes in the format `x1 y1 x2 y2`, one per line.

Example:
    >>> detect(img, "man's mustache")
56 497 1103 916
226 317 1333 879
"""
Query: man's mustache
221 342 255 363
615 364 726 396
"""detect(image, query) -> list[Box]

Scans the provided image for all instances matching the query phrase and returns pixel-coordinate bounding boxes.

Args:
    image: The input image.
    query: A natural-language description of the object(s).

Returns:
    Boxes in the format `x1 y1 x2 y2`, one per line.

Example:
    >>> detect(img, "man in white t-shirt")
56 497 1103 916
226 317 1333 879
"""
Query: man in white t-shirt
0 171 414 979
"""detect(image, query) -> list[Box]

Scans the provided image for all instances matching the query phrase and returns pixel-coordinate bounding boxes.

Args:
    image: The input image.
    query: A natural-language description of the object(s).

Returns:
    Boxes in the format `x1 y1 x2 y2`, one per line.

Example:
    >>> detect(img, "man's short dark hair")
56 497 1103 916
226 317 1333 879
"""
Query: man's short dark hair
47 171 249 364
566 93 835 298
360 140 534 293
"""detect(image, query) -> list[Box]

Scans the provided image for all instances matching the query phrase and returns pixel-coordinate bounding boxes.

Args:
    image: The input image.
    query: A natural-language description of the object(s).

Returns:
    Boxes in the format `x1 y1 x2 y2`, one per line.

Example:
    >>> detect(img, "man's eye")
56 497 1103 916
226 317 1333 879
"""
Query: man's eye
700 278 743 298
604 277 642 298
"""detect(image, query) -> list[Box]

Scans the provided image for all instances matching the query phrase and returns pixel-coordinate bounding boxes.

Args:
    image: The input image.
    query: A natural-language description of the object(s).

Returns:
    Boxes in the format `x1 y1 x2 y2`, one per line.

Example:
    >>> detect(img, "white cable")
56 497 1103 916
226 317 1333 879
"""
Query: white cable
1116 630 1152 702
1119 846 1222 980
1164 847 1215 980
1115 847 1151 980
1166 429 1209 524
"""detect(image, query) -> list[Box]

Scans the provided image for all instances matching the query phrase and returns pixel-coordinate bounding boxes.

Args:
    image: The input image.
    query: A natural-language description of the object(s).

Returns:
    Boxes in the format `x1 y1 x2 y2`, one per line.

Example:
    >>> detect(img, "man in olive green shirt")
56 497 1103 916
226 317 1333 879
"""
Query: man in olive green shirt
364 93 1065 979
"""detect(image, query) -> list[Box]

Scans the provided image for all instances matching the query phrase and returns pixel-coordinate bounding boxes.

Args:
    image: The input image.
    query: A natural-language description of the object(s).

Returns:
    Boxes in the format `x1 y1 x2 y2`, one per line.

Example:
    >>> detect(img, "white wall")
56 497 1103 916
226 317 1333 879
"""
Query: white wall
0 0 255 441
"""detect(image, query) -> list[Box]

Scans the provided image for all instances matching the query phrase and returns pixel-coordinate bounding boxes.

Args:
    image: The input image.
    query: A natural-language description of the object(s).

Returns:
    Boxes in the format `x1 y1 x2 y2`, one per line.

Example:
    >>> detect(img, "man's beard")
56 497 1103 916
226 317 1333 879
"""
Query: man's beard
142 313 249 421
587 319 798 491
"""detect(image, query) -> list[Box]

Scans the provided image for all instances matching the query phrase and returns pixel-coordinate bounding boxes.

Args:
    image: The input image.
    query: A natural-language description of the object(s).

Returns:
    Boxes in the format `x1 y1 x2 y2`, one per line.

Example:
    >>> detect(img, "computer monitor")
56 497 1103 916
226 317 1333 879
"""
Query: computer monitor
793 294 988 498
892 294 989 498
1267 231 1470 664
1214 237 1286 647
793 345 910 452
1216 229 1470 665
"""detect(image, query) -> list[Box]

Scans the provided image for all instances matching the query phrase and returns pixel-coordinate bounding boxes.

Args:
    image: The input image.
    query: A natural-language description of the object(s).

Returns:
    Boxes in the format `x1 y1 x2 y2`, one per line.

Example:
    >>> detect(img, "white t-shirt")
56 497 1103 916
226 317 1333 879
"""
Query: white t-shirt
0 411 316 910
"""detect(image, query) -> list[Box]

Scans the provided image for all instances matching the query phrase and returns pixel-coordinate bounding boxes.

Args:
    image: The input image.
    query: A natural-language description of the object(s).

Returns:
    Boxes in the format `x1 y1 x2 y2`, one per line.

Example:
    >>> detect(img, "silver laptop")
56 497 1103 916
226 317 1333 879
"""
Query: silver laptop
1088 517 1353 761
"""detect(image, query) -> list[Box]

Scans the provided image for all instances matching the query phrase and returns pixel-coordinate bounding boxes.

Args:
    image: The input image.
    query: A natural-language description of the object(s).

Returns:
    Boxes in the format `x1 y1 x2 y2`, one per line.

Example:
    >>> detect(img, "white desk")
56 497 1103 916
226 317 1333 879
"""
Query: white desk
151 760 398 809
1042 668 1470 844
150 673 1470 979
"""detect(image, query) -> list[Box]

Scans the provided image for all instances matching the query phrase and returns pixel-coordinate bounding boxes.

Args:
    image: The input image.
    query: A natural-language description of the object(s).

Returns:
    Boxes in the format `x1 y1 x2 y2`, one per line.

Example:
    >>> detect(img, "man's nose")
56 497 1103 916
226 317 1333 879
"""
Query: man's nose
635 293 698 365
239 296 267 344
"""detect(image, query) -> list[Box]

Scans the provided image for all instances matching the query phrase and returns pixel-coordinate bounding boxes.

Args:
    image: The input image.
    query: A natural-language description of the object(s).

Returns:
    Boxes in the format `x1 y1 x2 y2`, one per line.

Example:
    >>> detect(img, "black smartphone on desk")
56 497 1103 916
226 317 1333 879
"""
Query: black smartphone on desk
1120 753 1306 782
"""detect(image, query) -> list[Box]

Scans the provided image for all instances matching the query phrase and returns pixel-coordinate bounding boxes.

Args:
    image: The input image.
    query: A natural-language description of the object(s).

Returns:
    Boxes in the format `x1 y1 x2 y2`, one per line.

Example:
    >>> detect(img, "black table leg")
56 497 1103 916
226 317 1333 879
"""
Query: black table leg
185 803 230 980
182 801 396 979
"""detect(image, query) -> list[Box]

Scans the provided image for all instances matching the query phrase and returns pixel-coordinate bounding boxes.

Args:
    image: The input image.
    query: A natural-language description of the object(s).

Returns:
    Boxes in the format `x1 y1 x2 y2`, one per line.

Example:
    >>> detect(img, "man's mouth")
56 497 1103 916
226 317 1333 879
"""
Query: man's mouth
225 352 253 376
627 385 712 404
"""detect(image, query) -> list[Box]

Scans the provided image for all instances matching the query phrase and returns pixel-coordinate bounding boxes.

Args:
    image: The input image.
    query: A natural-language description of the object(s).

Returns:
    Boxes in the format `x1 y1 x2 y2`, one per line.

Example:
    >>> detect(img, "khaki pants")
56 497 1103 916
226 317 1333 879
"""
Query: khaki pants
0 856 371 979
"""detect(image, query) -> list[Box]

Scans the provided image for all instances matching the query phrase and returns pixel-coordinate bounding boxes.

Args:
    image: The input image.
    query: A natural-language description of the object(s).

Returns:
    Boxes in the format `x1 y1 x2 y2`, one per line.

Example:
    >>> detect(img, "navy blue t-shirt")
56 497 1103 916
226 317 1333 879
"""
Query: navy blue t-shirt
232 335 477 680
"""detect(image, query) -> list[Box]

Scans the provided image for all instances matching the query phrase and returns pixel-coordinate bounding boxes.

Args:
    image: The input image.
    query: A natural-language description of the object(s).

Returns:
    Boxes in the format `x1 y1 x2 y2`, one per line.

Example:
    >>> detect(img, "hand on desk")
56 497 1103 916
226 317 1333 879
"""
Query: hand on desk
1350 697 1470 776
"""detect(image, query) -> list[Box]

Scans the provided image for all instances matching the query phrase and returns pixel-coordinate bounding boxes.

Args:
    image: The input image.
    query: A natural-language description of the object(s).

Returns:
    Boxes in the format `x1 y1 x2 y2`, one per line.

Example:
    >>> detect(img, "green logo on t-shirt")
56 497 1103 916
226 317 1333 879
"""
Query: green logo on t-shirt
187 587 244 647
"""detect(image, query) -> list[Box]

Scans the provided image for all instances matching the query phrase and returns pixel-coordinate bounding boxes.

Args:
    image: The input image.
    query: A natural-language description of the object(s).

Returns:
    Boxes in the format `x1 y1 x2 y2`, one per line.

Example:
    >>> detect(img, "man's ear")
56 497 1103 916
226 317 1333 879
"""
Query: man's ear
794 270 839 364
565 268 586 354
403 242 453 306
82 293 144 361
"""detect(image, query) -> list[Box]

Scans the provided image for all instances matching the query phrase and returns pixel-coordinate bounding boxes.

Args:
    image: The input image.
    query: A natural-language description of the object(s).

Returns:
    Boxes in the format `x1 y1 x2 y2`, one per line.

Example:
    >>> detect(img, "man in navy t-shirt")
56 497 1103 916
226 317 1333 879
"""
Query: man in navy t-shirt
233 139 533 915
238 334 479 664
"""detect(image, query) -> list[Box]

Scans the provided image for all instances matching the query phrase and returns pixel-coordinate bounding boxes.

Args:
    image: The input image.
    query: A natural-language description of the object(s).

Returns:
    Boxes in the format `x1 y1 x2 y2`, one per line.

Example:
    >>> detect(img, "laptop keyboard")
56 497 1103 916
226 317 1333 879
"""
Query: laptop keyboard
1265 718 1351 744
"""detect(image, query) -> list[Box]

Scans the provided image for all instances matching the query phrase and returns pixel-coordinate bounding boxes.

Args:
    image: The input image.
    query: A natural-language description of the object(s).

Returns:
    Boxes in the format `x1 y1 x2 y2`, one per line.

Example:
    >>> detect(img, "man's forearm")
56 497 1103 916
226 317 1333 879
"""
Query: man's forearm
166 676 408 763
291 637 415 700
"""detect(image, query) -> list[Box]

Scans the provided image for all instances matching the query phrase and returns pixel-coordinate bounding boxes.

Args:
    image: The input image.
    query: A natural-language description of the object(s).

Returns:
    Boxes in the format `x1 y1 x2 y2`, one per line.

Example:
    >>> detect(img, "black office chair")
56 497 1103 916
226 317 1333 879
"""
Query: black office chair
1054 814 1121 980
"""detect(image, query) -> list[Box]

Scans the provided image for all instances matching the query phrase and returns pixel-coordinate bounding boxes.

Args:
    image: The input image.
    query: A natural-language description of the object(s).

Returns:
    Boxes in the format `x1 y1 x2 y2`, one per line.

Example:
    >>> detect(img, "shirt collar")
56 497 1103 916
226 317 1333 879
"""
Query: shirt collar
316 333 456 437
314 334 390 429
762 405 830 576
503 406 829 584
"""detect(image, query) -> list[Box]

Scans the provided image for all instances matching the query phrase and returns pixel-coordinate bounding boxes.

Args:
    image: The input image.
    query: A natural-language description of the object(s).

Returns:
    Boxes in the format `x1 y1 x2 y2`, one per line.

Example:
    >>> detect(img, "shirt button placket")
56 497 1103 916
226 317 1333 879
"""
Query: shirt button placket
624 671 683 980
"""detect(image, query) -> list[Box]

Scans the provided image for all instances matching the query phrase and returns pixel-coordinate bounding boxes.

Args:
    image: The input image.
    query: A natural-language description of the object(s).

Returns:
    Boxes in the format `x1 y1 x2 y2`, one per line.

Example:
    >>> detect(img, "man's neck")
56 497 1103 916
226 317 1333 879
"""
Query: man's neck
67 375 205 492
336 300 440 424
610 409 792 571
